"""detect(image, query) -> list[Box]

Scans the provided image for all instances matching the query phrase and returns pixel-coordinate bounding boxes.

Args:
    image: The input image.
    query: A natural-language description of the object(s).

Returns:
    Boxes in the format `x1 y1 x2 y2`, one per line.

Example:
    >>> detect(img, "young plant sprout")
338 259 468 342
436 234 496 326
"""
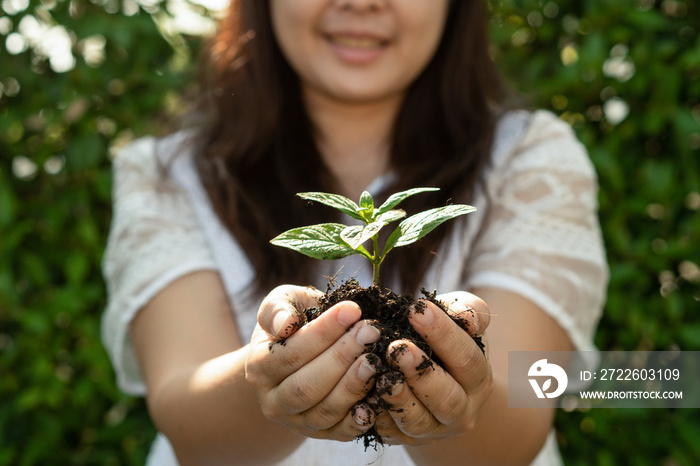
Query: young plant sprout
270 188 479 449
270 188 476 286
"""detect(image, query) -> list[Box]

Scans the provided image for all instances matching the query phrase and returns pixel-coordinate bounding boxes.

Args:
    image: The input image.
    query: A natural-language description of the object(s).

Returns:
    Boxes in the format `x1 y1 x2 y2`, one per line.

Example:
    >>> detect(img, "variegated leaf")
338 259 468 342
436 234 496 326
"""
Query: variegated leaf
297 192 363 221
383 204 476 255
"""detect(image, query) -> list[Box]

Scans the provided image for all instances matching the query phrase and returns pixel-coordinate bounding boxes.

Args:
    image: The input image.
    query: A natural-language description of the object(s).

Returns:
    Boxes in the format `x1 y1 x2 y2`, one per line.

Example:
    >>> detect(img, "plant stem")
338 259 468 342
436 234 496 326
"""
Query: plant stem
372 261 381 287
372 236 381 286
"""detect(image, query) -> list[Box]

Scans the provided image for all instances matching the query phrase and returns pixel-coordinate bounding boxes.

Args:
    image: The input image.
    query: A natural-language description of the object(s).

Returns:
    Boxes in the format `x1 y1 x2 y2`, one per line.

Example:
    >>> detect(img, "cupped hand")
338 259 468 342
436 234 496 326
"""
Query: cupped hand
372 291 492 445
245 285 382 441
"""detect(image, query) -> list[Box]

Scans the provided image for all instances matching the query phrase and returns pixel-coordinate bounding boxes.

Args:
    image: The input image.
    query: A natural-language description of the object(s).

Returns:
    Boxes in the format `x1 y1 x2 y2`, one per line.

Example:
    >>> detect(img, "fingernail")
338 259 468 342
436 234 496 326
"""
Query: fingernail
355 413 370 426
353 405 374 426
389 343 409 367
465 307 479 334
450 306 479 336
397 347 415 370
411 302 433 326
378 373 404 397
272 310 292 336
336 303 361 327
356 325 381 345
358 360 377 381
365 393 383 414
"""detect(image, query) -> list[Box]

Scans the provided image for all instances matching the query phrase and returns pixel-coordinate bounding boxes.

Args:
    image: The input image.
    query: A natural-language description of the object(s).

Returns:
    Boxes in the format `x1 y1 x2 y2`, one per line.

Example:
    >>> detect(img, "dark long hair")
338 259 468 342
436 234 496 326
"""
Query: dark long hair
191 0 507 295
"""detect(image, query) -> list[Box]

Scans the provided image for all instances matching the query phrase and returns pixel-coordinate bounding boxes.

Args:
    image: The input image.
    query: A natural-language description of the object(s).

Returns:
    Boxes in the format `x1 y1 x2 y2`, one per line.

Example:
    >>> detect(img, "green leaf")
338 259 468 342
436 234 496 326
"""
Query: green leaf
65 134 104 171
297 192 363 221
270 223 361 260
374 209 406 224
679 326 700 347
375 187 440 216
383 204 476 255
358 191 375 221
359 191 374 210
66 252 89 286
0 171 17 226
340 221 385 250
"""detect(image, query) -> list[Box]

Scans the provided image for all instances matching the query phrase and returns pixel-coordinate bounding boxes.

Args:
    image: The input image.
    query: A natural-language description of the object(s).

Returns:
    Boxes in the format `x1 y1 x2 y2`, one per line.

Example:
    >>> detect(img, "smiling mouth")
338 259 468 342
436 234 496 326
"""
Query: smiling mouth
327 35 388 49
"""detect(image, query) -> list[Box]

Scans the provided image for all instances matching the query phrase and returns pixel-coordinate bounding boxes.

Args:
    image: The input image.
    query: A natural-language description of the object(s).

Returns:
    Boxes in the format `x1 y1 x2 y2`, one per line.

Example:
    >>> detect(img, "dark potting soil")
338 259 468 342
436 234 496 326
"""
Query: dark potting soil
292 278 485 450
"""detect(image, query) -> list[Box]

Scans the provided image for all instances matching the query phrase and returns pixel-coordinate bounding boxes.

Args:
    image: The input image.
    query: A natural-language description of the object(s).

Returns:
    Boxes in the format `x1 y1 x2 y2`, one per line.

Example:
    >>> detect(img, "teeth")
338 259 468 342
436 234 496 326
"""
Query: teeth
330 35 383 48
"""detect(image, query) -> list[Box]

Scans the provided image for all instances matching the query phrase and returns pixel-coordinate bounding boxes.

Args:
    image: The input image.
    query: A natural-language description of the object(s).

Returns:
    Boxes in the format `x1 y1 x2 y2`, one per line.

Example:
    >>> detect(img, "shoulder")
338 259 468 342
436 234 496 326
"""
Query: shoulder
494 109 584 157
111 136 157 173
492 109 596 183
112 130 195 169
518 109 585 153
110 130 196 192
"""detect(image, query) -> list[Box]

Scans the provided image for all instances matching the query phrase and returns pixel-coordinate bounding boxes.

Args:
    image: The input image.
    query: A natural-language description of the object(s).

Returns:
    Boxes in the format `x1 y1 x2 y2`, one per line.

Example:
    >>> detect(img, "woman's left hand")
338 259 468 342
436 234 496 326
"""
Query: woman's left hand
371 292 492 445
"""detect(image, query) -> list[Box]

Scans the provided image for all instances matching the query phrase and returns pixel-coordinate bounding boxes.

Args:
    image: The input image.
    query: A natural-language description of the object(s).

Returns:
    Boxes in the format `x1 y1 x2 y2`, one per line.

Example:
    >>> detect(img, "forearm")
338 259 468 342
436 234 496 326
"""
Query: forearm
148 345 304 466
405 374 553 466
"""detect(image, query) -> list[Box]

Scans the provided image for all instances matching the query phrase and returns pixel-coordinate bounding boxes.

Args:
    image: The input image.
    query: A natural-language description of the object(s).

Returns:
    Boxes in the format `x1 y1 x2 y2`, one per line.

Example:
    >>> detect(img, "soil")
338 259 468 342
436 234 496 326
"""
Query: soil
293 278 485 449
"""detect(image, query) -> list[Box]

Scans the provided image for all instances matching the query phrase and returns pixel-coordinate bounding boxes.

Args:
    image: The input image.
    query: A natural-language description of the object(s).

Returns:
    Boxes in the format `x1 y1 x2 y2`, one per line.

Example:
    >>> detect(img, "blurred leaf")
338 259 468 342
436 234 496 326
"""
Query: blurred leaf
20 252 50 287
625 10 672 31
0 172 17 226
679 326 700 348
66 252 90 286
65 134 104 171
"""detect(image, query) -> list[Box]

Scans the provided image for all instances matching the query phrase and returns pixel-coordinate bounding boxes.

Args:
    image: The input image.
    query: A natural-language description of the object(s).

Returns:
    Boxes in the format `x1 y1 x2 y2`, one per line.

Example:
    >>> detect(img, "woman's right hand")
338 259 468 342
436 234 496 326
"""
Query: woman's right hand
244 285 382 441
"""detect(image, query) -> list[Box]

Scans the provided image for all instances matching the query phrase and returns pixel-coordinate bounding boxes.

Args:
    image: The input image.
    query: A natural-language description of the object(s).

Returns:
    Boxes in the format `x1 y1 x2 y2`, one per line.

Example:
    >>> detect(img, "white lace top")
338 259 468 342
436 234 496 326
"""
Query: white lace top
102 110 608 466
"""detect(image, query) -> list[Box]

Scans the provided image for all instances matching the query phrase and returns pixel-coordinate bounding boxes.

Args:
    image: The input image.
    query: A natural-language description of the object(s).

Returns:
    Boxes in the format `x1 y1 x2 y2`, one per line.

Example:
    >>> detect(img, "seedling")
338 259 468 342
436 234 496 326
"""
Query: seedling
270 188 476 285
270 188 479 448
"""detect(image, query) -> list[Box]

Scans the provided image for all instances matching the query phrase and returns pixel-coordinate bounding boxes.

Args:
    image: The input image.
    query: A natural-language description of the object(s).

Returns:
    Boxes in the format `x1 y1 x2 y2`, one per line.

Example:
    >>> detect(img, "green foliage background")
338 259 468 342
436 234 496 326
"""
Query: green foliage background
0 0 698 464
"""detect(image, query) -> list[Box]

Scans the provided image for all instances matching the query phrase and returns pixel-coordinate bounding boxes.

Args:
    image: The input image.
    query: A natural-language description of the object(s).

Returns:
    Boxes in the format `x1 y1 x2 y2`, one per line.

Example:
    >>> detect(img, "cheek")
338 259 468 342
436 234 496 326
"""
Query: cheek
396 13 448 80
270 1 314 62
398 2 450 61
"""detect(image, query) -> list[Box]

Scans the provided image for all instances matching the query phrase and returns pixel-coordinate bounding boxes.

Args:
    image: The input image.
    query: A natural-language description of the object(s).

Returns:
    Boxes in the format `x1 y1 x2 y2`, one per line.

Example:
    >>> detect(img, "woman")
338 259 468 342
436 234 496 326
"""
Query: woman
102 0 608 464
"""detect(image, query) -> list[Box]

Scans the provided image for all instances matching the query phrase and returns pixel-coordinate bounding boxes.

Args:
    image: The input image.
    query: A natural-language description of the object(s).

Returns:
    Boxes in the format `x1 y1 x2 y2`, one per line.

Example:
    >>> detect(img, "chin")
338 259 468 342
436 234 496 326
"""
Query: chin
325 83 401 104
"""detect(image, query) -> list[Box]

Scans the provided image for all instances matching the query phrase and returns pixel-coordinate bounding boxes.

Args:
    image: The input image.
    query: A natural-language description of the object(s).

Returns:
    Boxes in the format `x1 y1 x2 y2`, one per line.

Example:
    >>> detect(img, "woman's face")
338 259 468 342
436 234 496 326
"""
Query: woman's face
270 0 450 104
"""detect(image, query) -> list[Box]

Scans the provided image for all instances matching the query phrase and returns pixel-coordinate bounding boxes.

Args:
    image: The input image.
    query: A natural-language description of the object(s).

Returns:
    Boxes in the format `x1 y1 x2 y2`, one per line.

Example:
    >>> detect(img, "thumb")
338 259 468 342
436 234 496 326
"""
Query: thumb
257 285 324 339
434 291 490 338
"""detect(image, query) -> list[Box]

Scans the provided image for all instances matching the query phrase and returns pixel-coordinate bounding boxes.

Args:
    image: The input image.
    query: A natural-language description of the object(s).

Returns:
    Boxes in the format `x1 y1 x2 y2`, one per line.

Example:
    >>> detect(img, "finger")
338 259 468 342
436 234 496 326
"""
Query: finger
305 400 377 442
373 410 405 445
385 341 472 430
258 285 325 339
247 300 363 388
273 321 381 414
433 291 491 337
372 410 435 446
409 300 491 394
370 364 441 446
298 353 381 430
351 402 376 429
376 367 443 438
